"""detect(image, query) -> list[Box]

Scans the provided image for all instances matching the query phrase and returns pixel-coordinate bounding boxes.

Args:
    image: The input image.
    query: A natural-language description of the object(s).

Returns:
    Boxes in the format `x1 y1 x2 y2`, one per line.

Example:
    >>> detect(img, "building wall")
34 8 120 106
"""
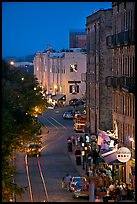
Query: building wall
86 9 113 133
111 2 135 184
34 51 86 104
63 52 86 103
69 30 87 49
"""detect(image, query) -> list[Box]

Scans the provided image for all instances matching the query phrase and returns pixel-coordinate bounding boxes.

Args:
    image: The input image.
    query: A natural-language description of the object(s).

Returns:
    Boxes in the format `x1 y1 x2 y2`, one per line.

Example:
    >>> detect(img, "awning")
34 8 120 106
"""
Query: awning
101 151 122 165
52 94 66 101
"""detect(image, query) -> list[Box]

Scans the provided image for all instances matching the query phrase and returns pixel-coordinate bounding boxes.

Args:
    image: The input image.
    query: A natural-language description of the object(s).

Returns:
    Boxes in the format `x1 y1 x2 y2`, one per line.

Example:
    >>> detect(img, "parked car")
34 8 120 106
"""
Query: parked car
77 99 85 105
26 143 42 157
63 111 74 119
70 176 87 191
72 182 89 199
69 98 79 106
47 103 55 109
69 98 85 106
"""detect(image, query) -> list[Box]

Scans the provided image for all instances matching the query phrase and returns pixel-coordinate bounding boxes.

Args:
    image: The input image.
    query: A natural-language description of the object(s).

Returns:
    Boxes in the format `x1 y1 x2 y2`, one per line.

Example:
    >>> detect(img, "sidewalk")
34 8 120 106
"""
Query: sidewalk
67 144 86 177
67 146 136 203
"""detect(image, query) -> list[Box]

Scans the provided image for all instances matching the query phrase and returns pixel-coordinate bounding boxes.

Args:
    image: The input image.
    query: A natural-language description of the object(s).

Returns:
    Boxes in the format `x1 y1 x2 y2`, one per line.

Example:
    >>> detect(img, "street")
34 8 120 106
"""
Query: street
15 105 88 202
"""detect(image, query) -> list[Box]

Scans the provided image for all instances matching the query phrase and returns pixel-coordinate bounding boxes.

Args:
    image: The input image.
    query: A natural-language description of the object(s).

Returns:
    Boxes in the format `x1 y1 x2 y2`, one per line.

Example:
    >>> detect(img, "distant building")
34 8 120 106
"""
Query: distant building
69 29 87 49
34 50 86 104
11 61 34 74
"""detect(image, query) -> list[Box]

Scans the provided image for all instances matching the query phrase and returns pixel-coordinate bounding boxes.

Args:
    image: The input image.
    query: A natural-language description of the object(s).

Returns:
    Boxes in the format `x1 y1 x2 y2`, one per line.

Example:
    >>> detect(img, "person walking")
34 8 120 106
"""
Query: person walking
64 173 71 191
71 135 75 146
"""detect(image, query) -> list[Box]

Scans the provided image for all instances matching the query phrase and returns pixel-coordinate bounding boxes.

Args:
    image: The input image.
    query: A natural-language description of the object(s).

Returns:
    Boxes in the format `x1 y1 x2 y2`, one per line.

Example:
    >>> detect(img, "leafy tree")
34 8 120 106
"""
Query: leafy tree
2 60 47 201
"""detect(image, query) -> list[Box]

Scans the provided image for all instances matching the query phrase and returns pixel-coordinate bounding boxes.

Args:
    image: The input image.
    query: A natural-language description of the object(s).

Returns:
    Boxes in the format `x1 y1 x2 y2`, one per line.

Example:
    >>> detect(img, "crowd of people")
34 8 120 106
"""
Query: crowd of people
105 181 135 201
65 135 135 201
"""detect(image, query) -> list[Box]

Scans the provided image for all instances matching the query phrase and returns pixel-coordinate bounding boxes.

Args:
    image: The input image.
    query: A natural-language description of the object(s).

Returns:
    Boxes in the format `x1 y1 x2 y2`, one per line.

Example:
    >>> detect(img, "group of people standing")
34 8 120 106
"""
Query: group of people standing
106 181 135 201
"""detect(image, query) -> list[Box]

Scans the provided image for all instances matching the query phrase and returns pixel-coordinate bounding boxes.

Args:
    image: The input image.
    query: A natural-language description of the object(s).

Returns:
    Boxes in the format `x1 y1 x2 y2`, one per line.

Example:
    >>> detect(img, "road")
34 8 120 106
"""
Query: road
15 105 88 202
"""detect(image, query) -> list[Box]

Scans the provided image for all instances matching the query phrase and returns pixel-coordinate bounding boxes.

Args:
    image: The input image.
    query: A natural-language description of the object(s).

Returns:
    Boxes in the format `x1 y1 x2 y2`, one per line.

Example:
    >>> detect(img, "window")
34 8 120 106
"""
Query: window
69 85 79 94
70 64 77 72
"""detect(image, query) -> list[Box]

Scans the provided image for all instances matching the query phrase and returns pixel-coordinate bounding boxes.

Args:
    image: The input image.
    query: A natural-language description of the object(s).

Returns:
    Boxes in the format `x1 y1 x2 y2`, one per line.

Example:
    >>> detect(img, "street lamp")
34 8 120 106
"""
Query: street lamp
82 150 85 169
10 61 14 66
35 106 38 112
84 146 88 172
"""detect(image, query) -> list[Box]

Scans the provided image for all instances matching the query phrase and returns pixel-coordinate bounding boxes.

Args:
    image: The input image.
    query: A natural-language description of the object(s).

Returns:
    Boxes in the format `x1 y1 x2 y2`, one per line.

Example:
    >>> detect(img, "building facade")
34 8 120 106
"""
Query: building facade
106 2 135 185
86 9 113 133
34 50 86 104
69 29 87 49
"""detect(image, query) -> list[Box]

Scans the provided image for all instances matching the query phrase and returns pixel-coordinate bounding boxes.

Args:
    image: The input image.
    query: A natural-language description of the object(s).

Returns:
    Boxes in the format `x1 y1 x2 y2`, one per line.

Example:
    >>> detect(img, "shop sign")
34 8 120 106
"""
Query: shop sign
116 147 131 162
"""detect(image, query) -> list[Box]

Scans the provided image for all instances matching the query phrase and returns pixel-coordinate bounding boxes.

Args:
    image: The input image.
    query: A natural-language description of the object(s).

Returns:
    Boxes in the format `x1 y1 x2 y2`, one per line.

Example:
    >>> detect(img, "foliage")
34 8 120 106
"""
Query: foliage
2 60 46 201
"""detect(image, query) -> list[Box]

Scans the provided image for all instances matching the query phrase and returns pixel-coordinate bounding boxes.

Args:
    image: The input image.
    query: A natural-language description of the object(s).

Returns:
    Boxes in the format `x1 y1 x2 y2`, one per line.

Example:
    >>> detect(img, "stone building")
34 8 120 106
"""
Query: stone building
86 9 113 133
34 49 86 104
106 2 135 185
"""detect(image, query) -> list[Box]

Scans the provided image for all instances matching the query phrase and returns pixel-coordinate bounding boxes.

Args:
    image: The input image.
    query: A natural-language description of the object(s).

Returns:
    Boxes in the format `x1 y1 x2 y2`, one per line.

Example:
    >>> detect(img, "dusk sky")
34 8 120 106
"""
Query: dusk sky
2 2 112 58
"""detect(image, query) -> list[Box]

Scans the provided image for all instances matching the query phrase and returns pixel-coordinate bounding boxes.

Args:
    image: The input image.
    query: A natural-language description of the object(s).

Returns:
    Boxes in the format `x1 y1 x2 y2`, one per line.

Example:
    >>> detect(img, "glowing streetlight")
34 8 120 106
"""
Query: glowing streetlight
10 61 14 65
34 87 37 91
35 106 38 112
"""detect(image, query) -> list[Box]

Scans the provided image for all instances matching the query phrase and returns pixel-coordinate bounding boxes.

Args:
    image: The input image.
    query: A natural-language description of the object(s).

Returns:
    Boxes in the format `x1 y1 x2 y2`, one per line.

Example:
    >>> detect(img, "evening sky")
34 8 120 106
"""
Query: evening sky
2 2 112 58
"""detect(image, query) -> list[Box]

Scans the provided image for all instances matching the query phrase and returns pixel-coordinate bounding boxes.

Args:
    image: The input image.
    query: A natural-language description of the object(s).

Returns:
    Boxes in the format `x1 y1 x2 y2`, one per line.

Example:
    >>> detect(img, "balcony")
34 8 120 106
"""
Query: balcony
119 76 135 94
106 30 135 48
105 76 119 89
105 76 135 94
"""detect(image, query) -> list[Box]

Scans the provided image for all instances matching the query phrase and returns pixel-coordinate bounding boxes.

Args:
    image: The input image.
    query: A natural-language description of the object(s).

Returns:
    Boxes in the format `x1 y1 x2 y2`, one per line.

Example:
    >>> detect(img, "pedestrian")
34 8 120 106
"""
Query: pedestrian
67 136 71 142
80 136 83 145
120 183 127 200
71 135 75 145
115 182 121 201
61 177 66 189
106 167 112 175
75 136 78 146
107 181 115 198
78 136 80 145
64 173 71 191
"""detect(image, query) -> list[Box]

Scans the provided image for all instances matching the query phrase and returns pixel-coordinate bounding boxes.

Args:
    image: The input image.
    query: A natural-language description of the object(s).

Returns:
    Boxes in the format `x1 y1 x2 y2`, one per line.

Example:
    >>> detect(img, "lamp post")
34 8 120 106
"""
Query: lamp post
82 142 85 169
84 146 88 173
82 150 85 170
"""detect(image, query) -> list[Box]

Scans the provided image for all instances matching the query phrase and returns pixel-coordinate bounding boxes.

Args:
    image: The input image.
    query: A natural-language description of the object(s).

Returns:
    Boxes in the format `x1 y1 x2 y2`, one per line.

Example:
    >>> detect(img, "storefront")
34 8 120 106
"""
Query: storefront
129 159 135 188
100 149 124 182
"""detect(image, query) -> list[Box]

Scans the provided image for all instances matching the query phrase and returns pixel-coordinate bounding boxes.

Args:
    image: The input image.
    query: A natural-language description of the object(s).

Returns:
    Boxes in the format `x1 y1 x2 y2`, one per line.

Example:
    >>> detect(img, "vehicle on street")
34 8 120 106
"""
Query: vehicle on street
47 103 55 109
70 176 87 191
63 111 74 119
74 114 86 132
69 98 85 106
72 182 89 199
26 143 42 157
69 98 79 106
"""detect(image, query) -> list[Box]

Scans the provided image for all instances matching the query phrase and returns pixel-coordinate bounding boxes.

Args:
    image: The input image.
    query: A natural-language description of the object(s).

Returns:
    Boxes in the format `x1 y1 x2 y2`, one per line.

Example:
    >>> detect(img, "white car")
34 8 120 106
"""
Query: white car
63 112 74 119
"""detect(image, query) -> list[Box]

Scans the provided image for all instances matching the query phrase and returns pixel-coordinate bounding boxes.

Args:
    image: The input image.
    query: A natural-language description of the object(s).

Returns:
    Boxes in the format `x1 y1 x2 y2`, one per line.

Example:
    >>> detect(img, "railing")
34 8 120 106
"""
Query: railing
105 76 135 94
106 30 135 48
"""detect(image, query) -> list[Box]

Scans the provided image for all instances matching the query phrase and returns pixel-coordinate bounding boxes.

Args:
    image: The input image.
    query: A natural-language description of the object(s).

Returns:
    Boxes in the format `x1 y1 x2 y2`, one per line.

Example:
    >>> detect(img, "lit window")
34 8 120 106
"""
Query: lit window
70 64 77 72
69 85 79 94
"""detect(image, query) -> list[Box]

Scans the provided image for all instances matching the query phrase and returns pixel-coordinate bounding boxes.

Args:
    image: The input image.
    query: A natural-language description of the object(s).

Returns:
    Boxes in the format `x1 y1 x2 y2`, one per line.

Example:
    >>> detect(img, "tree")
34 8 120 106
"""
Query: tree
2 60 46 201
